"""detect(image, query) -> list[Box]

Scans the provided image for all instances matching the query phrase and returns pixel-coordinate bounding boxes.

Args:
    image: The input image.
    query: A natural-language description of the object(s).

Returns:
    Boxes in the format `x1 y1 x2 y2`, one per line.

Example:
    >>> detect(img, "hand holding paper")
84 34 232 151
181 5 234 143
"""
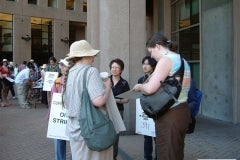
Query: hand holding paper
116 90 142 99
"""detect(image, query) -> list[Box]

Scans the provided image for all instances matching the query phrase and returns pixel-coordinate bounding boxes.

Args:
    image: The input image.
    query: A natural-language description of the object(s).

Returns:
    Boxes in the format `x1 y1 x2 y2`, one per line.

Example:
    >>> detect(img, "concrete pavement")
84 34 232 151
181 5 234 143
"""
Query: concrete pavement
0 99 240 160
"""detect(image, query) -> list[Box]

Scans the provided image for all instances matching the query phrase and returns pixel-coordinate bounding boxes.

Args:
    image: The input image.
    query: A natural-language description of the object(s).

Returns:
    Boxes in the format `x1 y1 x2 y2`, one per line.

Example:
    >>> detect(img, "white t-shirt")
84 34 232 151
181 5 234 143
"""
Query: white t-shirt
15 68 30 84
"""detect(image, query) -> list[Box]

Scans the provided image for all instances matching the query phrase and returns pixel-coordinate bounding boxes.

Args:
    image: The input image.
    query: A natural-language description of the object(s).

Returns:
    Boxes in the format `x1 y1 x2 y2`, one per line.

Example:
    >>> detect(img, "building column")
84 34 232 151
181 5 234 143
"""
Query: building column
53 20 69 60
88 0 146 133
13 15 31 65
233 0 240 123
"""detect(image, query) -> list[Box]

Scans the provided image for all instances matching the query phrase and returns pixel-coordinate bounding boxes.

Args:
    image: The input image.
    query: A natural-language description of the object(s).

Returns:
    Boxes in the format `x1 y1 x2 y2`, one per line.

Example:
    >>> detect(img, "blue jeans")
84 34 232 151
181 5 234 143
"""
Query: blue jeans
144 135 157 160
54 139 66 160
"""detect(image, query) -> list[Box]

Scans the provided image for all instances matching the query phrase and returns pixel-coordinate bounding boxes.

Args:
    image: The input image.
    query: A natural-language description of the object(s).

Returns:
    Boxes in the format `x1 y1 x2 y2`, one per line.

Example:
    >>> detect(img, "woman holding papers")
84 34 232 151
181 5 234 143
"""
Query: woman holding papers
109 58 130 160
50 58 70 160
133 32 191 160
46 56 60 107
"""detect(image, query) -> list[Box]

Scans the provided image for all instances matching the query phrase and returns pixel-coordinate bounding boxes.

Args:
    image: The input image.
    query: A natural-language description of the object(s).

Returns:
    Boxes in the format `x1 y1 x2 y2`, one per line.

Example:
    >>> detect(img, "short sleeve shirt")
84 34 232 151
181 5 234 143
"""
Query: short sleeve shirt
64 64 105 141
64 64 105 118
110 75 130 111
15 68 30 84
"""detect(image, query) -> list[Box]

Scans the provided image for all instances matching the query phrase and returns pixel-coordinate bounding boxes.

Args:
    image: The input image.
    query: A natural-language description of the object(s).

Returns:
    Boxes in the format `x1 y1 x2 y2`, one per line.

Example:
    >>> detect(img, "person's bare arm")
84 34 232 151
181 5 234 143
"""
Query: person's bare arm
92 78 111 107
133 56 172 95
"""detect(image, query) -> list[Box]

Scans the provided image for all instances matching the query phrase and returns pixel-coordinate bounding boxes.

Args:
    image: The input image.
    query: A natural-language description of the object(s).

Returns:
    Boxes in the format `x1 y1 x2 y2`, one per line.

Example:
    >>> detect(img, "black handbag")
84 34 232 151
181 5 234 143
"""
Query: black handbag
140 56 185 119
79 67 117 151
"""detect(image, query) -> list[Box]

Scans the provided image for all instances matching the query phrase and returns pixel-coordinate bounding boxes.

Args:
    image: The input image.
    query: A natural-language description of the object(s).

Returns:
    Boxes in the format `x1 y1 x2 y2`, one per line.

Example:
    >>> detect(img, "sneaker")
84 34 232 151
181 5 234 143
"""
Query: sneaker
21 105 31 109
20 106 26 109
12 96 17 99
24 106 31 109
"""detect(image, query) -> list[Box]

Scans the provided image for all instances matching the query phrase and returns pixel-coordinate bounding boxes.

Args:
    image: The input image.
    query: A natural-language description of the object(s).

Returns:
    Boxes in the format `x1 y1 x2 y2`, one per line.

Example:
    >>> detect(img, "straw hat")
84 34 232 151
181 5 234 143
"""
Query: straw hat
65 40 100 60
59 58 69 67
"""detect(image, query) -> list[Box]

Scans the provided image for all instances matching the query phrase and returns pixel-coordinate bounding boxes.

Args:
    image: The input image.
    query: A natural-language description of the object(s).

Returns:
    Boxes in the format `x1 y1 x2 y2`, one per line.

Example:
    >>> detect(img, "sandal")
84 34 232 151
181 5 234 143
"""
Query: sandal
1 103 7 107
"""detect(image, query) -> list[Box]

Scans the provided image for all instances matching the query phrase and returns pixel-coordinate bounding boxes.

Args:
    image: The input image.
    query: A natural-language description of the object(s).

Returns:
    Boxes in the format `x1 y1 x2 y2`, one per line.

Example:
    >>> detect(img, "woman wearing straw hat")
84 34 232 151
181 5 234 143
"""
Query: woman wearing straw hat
63 40 113 160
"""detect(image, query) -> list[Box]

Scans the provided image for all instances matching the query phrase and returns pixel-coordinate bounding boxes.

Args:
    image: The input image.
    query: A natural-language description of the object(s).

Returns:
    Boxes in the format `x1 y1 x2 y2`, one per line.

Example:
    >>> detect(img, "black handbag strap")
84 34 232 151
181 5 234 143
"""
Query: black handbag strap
161 54 185 104
165 54 185 84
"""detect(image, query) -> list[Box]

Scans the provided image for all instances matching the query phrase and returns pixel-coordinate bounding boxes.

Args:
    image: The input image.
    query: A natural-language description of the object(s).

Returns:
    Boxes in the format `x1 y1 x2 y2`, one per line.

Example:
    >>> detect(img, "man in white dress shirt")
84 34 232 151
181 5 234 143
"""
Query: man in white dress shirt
15 62 35 109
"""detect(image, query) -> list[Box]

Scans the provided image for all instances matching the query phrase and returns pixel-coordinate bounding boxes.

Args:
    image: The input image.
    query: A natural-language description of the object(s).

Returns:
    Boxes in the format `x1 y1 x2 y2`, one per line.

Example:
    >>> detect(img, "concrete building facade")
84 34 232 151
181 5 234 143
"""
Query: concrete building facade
0 0 87 65
1 0 240 134
87 0 240 133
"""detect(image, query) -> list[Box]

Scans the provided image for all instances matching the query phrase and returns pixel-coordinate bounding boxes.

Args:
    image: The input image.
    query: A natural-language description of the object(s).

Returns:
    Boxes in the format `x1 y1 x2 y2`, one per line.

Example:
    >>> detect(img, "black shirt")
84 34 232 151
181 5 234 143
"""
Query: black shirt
110 75 130 111
138 74 149 84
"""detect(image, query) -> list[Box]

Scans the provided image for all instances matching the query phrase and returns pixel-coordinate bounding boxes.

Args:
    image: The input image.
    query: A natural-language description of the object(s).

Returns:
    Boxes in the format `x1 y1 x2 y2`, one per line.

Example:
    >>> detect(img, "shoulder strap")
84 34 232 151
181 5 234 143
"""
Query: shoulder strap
169 54 185 84
83 67 90 89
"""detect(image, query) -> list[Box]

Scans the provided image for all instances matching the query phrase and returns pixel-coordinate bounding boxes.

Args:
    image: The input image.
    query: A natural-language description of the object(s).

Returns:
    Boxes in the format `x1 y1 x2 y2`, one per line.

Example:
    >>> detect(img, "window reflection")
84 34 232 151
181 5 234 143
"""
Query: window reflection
66 0 74 10
179 26 199 61
171 0 199 61
31 17 53 65
83 1 87 12
171 0 200 83
171 0 199 30
28 0 37 5
48 0 57 8
0 13 13 60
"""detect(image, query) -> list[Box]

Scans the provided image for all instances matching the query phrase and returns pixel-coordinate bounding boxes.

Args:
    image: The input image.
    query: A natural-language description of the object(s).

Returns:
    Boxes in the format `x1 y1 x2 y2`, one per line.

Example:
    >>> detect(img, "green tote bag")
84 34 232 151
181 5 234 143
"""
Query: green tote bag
79 67 117 151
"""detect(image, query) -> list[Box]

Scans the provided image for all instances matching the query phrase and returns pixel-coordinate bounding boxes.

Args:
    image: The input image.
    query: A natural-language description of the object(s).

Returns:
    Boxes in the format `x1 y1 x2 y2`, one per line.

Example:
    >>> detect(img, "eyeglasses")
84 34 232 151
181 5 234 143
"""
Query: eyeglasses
111 66 120 69
142 63 150 65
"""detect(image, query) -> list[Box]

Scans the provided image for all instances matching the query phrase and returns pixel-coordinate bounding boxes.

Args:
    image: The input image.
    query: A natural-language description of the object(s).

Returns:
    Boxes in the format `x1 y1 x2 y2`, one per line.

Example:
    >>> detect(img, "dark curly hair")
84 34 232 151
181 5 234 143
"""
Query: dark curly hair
109 58 125 71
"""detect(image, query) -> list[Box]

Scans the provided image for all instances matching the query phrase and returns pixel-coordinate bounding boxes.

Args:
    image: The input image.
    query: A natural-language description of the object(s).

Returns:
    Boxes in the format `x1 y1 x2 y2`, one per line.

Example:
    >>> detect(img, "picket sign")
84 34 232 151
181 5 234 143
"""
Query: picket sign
43 72 59 91
135 98 156 137
47 93 69 141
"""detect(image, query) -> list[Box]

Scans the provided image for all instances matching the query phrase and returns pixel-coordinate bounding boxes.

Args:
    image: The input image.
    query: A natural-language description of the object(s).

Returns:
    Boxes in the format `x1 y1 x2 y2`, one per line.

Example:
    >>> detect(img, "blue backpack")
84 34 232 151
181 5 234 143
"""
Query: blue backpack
187 79 203 117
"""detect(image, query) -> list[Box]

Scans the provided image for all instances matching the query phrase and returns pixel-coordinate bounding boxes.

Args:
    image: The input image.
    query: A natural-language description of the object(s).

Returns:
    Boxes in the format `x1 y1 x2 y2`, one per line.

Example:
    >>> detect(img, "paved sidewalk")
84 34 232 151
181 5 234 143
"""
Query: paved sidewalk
0 99 240 160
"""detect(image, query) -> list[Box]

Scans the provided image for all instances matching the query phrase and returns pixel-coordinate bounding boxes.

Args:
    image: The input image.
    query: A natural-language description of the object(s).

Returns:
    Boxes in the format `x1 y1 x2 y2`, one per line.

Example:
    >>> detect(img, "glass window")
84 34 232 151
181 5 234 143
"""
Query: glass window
48 0 57 8
83 1 87 12
171 0 199 61
66 0 74 10
171 0 199 30
171 0 200 84
0 13 13 61
31 17 53 65
28 0 37 4
146 0 153 17
172 26 199 61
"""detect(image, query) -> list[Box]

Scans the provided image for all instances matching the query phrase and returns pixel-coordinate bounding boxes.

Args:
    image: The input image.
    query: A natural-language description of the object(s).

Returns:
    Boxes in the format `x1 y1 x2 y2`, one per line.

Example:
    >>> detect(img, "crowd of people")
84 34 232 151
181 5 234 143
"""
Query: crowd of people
0 57 60 109
1 32 201 160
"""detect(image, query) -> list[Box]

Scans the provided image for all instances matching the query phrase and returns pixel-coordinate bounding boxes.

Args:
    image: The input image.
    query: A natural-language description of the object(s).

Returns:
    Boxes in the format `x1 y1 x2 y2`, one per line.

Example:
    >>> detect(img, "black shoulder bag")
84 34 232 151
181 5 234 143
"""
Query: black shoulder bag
140 55 185 119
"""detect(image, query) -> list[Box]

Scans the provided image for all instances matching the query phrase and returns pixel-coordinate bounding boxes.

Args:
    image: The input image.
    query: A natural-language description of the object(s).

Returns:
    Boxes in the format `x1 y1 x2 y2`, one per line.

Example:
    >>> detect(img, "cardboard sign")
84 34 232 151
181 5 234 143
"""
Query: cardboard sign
47 93 69 140
135 98 156 137
43 72 58 91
